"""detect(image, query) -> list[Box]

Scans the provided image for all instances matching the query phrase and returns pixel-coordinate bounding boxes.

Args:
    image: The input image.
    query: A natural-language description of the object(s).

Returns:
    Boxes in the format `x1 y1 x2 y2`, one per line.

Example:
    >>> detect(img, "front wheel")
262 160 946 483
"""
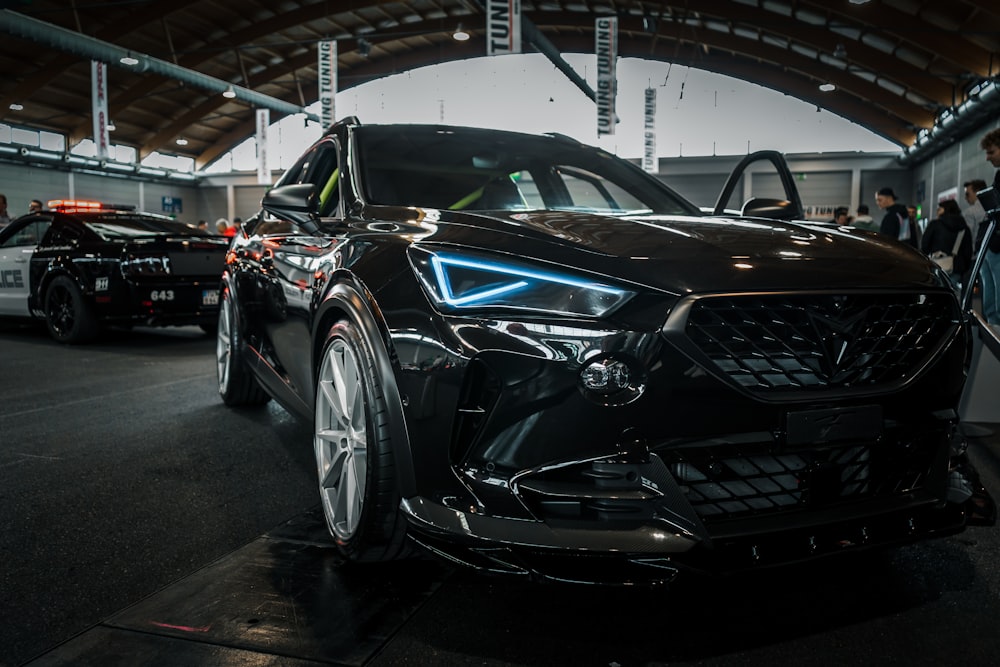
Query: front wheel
44 275 98 344
314 321 410 562
217 285 270 406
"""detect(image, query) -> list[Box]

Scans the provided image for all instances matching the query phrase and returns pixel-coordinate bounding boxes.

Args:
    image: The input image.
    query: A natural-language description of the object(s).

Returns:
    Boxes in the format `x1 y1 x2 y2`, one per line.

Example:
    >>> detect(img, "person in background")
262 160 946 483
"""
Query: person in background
0 193 10 230
977 128 1000 325
907 204 922 244
28 199 43 214
215 218 230 235
921 199 972 287
196 219 208 231
875 187 917 247
231 217 243 237
963 179 988 246
830 206 850 225
851 203 878 232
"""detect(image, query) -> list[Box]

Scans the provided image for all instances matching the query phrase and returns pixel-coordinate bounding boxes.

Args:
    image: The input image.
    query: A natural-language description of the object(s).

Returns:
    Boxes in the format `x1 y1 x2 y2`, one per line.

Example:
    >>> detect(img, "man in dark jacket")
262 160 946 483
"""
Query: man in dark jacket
875 187 917 247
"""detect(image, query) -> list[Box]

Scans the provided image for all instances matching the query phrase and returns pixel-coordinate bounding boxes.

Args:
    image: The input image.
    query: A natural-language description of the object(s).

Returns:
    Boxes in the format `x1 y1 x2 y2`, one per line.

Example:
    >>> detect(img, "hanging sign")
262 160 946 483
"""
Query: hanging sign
256 108 270 185
595 16 618 136
642 88 657 174
487 0 521 55
318 40 337 129
91 61 110 159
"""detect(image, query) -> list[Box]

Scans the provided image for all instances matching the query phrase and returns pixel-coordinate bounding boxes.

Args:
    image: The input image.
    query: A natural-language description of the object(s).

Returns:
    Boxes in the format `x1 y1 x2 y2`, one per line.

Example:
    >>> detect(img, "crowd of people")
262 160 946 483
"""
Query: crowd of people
826 127 1000 325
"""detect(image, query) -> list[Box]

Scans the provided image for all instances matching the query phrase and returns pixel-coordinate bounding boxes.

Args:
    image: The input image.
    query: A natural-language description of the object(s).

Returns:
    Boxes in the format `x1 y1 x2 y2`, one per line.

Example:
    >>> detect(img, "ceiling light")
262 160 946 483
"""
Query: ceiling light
819 82 836 92
358 37 372 57
452 23 470 41
9 103 23 111
120 53 140 66
223 85 237 99
849 0 871 4
833 43 847 59
176 137 189 146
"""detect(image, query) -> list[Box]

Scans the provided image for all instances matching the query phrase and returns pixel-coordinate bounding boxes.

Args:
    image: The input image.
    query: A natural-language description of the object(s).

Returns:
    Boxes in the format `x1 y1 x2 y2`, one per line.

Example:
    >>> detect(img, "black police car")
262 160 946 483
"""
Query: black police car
0 200 230 343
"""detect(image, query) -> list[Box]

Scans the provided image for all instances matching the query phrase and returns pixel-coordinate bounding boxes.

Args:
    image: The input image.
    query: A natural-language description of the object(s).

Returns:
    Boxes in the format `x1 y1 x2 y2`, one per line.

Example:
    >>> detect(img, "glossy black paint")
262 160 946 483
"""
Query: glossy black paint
222 119 989 583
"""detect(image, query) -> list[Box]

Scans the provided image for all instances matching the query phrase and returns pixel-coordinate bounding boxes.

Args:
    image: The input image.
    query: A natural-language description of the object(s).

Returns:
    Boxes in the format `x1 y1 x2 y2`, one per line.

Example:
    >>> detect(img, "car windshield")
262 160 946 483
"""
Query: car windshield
354 125 701 216
79 213 211 239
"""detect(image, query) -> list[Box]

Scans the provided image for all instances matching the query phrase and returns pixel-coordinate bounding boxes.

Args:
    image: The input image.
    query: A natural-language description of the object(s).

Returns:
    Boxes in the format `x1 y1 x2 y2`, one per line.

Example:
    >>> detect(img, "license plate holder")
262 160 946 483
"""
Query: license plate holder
785 405 882 446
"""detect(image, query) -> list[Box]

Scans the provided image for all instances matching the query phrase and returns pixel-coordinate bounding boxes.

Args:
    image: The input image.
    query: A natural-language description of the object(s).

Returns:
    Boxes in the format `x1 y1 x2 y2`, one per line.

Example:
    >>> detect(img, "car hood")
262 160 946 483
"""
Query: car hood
420 209 939 295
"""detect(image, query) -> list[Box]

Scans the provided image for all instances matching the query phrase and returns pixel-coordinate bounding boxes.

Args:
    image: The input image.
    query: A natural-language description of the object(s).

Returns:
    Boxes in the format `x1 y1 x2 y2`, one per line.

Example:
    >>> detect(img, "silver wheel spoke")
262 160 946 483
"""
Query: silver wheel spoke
315 336 368 542
216 300 232 390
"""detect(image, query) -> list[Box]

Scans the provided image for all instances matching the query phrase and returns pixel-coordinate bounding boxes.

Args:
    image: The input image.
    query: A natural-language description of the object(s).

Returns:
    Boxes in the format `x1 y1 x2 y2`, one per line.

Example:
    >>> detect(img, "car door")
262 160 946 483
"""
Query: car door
241 137 345 412
712 150 806 220
0 218 47 316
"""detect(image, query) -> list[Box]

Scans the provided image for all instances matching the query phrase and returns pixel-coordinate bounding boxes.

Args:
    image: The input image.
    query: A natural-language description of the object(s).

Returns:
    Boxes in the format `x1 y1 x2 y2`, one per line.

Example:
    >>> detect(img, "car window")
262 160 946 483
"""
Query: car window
272 140 341 219
1 220 49 248
354 125 700 216
80 214 209 239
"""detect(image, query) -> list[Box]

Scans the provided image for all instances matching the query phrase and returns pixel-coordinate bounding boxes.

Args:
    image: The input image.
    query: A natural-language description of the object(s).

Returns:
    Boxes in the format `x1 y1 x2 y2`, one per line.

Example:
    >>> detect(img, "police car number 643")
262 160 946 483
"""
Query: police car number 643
0 199 231 343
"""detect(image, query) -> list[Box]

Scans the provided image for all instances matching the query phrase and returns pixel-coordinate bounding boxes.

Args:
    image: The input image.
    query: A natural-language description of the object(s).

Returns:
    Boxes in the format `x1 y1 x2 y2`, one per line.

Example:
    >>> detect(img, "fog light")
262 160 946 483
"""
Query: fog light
580 358 631 394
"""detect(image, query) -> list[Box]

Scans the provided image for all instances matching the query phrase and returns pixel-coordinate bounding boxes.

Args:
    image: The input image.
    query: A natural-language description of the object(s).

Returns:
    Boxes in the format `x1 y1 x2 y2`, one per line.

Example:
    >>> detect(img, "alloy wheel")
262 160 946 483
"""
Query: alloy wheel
314 337 368 542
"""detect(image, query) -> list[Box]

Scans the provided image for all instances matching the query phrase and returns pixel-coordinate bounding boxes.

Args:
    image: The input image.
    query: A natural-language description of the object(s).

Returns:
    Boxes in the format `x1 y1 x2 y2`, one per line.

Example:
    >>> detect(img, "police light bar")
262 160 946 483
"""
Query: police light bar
47 200 136 213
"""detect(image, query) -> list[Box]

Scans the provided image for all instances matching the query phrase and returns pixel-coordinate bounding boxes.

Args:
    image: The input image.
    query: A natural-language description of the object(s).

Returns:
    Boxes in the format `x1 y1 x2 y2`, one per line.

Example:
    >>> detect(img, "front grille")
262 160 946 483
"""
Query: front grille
677 292 957 396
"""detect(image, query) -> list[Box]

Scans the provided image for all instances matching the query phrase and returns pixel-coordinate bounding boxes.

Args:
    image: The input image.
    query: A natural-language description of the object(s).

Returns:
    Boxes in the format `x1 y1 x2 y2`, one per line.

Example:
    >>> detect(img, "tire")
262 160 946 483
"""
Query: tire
216 285 270 406
44 275 99 344
314 321 410 562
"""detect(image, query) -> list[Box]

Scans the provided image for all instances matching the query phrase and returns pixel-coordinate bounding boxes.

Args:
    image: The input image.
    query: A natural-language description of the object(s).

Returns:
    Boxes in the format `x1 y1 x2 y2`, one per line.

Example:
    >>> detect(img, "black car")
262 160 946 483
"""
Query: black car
218 117 993 584
0 200 229 343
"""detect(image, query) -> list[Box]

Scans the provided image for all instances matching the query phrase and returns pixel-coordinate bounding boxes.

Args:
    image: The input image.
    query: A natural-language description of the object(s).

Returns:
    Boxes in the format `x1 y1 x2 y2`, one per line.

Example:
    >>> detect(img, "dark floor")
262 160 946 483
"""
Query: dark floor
3 322 1000 667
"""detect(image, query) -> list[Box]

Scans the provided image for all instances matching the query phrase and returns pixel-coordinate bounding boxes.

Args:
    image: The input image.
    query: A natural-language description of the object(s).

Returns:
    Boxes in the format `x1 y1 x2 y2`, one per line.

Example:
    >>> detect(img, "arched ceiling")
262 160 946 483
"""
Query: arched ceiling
1 0 997 170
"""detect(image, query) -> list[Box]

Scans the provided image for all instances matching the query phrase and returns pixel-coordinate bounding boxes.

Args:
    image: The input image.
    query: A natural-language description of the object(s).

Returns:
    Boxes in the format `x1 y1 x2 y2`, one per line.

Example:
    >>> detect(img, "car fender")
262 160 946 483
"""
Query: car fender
32 260 90 314
314 272 417 499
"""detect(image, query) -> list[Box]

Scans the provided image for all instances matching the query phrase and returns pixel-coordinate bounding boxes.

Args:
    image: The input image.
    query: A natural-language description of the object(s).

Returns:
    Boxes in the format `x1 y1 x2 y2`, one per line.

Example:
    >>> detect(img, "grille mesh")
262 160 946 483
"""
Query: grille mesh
681 293 956 394
667 445 871 519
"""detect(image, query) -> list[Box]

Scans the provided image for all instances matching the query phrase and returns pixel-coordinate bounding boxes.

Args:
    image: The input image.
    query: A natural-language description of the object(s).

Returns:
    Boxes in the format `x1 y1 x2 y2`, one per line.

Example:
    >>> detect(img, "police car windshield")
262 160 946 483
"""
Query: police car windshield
80 214 210 239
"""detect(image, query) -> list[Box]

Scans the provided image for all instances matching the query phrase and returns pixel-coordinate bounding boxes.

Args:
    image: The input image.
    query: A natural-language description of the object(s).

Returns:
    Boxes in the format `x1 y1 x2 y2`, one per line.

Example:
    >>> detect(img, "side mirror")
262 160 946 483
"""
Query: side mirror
261 183 320 233
741 197 797 220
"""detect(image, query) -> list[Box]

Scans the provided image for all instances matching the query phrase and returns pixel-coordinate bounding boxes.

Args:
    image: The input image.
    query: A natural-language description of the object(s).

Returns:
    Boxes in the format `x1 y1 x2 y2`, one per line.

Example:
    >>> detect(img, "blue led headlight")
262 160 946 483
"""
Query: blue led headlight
408 246 635 318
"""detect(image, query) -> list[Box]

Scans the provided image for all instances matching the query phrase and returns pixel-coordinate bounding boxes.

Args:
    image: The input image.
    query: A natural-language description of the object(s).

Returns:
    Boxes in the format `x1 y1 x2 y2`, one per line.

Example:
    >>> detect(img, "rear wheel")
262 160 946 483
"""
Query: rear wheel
314 321 409 562
217 285 270 406
44 275 98 344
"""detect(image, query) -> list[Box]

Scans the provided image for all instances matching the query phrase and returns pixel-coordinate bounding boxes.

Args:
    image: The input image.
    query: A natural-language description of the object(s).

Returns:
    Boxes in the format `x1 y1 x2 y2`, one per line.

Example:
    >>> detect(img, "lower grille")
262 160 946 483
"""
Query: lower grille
661 435 939 522
666 444 871 519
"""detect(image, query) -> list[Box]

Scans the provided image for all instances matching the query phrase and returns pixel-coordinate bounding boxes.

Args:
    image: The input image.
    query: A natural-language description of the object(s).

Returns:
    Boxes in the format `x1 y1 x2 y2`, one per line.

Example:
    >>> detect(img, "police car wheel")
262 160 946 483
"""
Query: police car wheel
217 285 270 406
44 275 99 344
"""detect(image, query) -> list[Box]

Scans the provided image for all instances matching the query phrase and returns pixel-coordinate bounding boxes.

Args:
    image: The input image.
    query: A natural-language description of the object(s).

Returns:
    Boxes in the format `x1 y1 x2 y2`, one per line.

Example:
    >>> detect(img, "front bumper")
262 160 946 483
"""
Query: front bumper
402 482 983 585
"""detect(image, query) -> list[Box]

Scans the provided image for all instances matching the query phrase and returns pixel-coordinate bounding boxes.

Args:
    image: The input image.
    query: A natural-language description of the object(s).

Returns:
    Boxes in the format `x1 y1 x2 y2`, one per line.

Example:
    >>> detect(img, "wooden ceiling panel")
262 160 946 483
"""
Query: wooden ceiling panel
0 0 995 167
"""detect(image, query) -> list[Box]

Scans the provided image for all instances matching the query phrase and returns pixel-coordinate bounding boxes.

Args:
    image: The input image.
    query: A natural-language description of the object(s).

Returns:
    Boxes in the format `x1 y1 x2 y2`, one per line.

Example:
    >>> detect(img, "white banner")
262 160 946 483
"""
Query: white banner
595 16 618 136
91 60 110 159
318 40 337 130
487 0 521 56
642 88 657 174
256 108 270 185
